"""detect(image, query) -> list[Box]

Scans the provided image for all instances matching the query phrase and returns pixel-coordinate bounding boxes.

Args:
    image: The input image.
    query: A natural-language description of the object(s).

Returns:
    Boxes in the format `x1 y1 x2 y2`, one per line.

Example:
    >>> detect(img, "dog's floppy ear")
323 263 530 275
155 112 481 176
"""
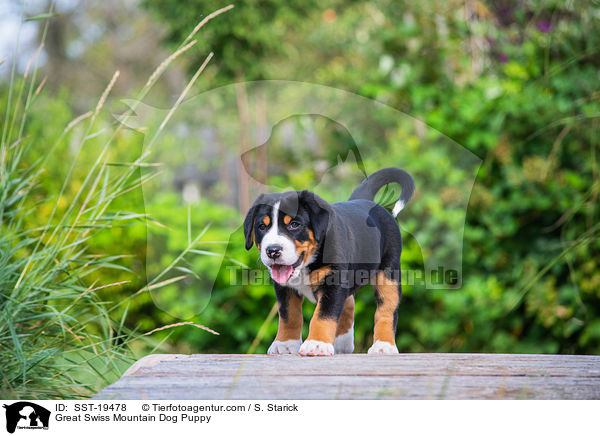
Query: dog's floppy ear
298 190 332 242
243 194 265 250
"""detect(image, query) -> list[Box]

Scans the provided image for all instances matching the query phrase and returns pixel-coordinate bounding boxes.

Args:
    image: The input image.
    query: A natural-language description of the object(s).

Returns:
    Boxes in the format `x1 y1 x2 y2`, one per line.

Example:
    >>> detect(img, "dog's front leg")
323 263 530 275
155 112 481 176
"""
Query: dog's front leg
299 288 347 356
268 286 304 355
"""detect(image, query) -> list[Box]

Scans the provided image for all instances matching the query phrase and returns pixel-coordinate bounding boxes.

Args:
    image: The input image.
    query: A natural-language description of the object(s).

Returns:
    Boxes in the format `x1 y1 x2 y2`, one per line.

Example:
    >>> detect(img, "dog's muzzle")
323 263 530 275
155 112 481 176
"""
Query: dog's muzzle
270 253 305 284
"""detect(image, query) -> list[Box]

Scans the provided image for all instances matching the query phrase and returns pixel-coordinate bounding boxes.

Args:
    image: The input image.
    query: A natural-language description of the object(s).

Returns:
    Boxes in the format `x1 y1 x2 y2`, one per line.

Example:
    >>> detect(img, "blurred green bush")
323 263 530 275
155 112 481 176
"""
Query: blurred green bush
3 0 599 377
139 0 600 355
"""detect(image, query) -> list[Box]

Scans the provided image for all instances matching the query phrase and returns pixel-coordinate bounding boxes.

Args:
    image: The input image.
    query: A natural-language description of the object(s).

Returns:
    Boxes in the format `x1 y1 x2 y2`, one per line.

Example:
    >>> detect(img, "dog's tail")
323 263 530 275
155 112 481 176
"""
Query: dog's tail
349 167 415 217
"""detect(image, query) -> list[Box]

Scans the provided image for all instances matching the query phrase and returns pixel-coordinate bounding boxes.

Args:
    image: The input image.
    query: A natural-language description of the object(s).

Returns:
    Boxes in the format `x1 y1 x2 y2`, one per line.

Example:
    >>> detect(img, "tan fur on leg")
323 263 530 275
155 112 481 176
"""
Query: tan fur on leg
275 292 303 341
372 271 399 345
335 295 355 338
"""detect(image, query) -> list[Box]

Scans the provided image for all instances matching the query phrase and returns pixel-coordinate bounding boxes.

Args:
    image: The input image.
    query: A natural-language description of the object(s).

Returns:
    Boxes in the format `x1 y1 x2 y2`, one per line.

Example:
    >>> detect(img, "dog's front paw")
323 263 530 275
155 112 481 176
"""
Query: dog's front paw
268 339 302 355
299 340 334 356
367 340 399 355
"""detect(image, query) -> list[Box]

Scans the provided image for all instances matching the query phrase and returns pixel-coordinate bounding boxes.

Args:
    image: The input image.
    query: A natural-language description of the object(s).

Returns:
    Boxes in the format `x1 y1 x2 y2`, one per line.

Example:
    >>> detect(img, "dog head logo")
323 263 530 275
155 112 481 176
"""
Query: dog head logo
2 402 50 433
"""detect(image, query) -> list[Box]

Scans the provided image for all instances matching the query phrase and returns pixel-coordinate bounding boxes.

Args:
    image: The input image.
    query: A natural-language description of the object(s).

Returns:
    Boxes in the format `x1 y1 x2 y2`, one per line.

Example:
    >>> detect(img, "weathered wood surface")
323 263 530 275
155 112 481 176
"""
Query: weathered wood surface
94 353 600 400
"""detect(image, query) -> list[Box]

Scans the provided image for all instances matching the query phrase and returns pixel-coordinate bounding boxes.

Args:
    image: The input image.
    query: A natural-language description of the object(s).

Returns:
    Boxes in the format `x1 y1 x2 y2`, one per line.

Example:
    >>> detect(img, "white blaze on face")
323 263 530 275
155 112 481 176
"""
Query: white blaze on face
260 201 299 283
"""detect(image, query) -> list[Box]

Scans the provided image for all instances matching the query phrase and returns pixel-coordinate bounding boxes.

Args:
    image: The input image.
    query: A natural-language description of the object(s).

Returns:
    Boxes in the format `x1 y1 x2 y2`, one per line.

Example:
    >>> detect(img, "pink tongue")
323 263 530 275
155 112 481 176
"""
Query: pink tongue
271 264 293 284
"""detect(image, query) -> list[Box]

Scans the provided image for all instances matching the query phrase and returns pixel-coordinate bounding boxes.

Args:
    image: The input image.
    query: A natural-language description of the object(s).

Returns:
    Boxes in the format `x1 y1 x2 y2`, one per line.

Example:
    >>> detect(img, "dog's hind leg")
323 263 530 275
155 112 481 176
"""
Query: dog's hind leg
368 270 400 354
334 295 355 354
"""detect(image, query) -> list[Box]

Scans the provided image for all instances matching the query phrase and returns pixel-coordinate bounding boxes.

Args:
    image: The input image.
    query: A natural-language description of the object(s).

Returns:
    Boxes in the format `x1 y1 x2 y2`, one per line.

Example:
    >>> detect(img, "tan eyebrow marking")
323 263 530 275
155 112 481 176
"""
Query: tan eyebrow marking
262 216 270 226
283 215 292 225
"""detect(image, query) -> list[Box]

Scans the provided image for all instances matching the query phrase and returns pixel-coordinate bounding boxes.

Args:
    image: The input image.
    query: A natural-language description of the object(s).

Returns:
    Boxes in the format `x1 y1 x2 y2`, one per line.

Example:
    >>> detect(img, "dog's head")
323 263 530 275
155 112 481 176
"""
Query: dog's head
243 190 331 284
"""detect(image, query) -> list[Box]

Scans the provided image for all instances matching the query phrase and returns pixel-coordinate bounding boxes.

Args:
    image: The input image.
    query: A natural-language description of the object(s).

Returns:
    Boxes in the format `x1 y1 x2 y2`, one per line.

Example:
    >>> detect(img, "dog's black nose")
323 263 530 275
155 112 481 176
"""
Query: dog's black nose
266 244 283 259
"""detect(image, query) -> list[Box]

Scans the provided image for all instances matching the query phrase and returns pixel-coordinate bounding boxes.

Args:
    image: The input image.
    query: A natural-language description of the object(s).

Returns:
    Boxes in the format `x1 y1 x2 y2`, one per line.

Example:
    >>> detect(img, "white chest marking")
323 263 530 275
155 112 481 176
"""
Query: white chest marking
286 266 317 303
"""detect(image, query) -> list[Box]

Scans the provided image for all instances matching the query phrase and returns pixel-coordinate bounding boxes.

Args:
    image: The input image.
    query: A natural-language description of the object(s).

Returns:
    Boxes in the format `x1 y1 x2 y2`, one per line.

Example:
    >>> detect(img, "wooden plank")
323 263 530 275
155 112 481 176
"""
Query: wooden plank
94 353 600 400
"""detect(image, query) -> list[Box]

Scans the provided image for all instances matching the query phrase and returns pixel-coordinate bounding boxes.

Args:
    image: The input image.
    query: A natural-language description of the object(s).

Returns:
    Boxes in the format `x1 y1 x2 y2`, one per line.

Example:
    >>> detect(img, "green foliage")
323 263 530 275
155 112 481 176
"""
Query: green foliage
143 0 330 80
0 5 233 398
135 0 599 356
2 0 600 400
0 79 138 398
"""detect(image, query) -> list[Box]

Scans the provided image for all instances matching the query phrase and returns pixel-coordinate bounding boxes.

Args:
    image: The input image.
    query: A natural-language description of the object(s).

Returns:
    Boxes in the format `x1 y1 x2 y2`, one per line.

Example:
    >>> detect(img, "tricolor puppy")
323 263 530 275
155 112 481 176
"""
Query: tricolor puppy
243 168 415 356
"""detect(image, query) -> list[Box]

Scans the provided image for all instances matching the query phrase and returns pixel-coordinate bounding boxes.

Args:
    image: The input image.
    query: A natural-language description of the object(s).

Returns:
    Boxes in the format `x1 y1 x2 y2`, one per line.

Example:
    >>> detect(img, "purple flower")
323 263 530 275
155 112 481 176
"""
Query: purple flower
537 21 552 33
498 52 509 63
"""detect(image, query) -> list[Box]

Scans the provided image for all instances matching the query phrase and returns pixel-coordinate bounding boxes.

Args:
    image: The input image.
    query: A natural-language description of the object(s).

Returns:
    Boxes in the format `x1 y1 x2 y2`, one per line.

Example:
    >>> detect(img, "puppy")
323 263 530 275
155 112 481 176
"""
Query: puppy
243 168 415 355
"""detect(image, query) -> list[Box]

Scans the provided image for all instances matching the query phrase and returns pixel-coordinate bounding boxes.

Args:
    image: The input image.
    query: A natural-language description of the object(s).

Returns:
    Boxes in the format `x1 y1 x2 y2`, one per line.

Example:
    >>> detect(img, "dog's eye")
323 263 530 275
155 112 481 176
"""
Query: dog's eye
258 223 267 231
288 221 301 230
